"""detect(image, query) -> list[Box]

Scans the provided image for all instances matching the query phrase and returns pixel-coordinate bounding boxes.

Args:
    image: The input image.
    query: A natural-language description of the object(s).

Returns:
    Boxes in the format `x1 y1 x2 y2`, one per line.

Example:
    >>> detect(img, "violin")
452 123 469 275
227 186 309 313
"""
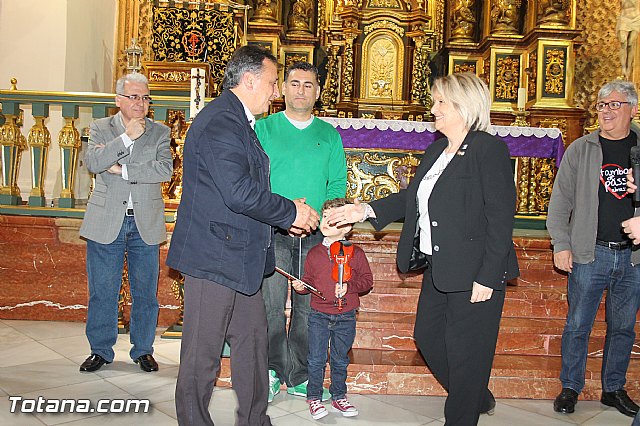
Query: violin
330 240 354 311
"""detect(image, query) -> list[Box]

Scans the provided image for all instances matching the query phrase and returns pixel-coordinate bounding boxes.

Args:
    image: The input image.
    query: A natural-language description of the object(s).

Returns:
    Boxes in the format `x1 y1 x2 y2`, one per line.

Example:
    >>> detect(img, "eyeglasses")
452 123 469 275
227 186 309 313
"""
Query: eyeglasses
117 93 152 102
595 101 630 111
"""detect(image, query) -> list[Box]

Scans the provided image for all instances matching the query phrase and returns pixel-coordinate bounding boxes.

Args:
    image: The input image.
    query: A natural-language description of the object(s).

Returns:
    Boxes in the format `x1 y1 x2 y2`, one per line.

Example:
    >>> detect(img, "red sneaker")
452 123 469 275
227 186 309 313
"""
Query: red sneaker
331 398 358 417
307 399 328 420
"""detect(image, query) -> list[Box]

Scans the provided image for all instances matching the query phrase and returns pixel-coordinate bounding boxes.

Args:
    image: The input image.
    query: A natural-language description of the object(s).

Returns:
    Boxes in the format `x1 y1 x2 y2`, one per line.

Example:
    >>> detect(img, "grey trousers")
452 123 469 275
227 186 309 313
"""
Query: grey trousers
175 275 272 426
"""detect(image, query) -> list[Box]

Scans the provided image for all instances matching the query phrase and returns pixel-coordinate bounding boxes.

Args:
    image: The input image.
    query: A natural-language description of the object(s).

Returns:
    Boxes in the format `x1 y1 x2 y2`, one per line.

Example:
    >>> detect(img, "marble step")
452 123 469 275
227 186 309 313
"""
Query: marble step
361 281 570 317
352 312 640 358
362 280 640 323
363 255 567 290
214 349 640 401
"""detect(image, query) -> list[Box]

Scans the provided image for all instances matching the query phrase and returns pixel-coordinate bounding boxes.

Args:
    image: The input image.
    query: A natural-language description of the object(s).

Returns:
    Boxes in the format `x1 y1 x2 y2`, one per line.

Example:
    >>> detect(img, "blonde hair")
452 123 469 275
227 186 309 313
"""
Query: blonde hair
430 72 491 131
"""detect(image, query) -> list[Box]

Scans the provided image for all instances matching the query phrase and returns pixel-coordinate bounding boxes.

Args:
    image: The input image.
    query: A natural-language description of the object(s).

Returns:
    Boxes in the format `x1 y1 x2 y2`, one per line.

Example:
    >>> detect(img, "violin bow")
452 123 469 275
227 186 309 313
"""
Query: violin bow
275 267 326 300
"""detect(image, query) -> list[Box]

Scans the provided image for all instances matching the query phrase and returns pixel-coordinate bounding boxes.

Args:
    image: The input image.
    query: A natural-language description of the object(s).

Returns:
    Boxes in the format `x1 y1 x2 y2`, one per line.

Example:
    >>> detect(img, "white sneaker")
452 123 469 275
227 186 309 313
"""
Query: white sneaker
307 399 328 420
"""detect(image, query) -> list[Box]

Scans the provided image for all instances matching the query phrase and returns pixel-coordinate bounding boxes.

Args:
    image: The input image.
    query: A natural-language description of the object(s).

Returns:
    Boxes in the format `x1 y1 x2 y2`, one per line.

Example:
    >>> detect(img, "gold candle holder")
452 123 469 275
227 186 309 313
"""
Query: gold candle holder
511 108 530 127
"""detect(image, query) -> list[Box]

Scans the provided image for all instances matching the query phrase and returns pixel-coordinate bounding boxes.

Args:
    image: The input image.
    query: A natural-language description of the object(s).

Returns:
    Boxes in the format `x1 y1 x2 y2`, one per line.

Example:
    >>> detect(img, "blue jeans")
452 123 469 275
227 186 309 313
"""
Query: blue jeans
560 244 640 393
262 231 321 386
307 309 356 401
85 216 160 362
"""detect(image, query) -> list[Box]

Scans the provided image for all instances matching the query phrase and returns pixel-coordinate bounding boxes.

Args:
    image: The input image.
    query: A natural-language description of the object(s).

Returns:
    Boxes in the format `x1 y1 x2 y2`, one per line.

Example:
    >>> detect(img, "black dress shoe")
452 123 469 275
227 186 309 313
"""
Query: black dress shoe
554 388 578 413
480 390 496 415
601 389 639 417
79 354 110 372
134 354 159 372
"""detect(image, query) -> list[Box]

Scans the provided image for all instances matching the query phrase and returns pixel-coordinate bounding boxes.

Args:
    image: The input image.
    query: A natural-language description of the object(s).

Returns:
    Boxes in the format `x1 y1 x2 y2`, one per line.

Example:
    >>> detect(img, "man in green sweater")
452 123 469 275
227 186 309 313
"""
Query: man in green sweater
255 62 347 403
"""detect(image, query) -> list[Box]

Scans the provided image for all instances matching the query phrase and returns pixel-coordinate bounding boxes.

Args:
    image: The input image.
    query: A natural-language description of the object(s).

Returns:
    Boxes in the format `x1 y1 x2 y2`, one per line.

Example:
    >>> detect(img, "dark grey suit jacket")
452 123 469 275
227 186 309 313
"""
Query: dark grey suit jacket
80 113 173 245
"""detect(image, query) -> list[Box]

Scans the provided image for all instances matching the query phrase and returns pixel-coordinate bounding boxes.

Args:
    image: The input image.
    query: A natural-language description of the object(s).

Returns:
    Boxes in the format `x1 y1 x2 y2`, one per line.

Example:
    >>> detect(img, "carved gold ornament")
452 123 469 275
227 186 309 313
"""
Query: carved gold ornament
450 0 476 41
346 150 420 201
544 48 565 95
149 70 191 83
364 20 405 36
152 6 236 96
495 55 520 101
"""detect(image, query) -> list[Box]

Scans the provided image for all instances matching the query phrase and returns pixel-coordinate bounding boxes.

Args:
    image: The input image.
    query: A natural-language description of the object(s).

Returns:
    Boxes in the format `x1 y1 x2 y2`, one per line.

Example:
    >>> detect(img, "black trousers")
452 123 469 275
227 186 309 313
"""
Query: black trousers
414 267 505 426
175 275 272 426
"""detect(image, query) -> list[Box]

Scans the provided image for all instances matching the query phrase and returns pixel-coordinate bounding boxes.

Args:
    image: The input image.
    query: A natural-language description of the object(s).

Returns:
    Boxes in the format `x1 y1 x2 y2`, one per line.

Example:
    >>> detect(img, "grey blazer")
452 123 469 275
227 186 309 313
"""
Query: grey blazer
80 113 173 245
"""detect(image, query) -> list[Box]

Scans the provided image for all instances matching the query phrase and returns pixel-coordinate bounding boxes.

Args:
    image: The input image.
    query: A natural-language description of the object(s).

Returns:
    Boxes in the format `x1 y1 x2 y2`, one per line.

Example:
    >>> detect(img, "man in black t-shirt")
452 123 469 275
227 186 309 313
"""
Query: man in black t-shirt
547 80 640 418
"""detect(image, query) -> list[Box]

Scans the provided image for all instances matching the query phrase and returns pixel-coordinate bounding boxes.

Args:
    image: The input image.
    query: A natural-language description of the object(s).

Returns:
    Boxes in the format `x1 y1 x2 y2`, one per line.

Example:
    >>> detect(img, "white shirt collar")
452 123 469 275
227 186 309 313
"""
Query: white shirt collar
283 111 314 130
239 101 255 129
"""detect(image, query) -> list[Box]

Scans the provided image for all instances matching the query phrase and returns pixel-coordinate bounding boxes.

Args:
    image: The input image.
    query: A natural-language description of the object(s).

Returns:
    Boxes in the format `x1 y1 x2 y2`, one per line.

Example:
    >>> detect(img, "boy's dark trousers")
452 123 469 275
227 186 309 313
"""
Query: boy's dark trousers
306 309 356 400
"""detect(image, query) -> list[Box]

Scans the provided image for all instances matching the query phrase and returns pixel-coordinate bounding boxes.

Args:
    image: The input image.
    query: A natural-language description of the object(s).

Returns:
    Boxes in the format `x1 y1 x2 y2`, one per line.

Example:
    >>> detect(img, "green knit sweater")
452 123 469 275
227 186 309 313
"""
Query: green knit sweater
255 111 347 213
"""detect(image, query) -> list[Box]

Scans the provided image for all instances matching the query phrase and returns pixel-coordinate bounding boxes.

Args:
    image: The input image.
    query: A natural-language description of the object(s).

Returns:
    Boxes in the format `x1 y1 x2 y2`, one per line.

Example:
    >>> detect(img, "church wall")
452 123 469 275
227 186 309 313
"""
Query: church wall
0 0 67 91
0 0 116 204
64 0 116 93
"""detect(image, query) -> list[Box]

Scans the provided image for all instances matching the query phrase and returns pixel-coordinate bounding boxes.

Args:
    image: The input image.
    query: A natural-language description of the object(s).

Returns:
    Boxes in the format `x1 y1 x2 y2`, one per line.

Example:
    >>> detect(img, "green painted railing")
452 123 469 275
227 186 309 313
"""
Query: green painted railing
0 87 198 209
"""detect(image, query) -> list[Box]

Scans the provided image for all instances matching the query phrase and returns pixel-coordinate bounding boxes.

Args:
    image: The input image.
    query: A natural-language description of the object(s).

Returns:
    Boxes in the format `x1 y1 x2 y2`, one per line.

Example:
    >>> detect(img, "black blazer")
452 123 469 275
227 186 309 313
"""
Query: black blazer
370 130 519 292
167 90 297 295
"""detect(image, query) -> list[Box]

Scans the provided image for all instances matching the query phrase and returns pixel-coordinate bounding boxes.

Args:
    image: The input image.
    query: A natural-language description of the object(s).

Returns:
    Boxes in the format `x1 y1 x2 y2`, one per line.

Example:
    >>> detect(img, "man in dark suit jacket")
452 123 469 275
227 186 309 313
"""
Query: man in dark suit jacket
79 73 173 373
166 46 320 426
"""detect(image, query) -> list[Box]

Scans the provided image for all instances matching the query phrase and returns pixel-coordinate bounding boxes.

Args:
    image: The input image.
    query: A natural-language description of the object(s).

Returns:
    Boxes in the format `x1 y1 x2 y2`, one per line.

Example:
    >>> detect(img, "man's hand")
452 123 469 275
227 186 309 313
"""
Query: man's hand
107 163 123 175
622 217 640 244
125 117 145 140
553 250 573 273
289 198 320 235
470 282 493 303
326 199 367 227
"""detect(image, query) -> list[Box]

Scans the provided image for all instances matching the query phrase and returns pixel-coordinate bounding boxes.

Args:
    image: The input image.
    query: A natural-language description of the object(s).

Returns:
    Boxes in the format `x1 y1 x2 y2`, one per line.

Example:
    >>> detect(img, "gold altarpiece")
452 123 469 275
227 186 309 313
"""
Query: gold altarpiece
318 0 443 120
111 0 631 215
107 0 640 225
116 1 625 135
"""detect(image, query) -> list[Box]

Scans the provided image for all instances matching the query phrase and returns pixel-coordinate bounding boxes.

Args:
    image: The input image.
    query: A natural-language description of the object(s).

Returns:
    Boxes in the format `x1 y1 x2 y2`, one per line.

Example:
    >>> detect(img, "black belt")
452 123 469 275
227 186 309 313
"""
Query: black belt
595 239 631 250
125 208 134 216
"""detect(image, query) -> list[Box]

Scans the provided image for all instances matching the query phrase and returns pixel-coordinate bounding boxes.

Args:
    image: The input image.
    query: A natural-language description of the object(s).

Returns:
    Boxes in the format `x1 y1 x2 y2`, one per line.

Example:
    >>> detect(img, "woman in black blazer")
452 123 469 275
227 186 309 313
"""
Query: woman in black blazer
328 72 519 425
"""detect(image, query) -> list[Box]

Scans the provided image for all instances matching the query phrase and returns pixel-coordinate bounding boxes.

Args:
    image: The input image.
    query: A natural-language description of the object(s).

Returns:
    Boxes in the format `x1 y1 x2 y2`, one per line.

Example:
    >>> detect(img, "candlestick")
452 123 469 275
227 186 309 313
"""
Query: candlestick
517 87 526 110
511 109 530 127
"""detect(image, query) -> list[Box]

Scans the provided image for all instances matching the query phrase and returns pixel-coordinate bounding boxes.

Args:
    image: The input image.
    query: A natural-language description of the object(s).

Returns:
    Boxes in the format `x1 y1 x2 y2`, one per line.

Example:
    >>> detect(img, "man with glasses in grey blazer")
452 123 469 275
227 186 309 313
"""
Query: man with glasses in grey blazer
79 73 173 374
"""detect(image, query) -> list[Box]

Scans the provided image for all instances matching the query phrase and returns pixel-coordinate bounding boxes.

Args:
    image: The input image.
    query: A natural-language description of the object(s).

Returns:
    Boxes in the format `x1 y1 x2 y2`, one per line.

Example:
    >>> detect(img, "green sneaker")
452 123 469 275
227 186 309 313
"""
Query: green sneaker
286 380 331 401
321 387 331 402
268 370 280 403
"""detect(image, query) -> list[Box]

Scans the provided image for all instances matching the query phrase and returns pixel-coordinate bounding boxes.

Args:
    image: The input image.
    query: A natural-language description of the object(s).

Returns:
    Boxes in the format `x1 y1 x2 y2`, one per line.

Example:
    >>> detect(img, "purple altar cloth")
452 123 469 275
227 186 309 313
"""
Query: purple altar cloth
320 118 565 165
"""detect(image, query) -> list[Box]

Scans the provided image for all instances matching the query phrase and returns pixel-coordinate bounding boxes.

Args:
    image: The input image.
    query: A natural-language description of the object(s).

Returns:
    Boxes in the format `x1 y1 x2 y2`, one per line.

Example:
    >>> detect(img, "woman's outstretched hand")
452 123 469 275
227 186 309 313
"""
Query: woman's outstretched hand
326 199 368 227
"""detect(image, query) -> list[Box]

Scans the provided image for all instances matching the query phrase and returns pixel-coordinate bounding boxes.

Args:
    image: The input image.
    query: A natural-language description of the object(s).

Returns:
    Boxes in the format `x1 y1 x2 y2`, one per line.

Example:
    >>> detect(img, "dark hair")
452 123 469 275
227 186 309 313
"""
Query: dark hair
285 62 319 85
222 45 278 90
322 197 352 212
